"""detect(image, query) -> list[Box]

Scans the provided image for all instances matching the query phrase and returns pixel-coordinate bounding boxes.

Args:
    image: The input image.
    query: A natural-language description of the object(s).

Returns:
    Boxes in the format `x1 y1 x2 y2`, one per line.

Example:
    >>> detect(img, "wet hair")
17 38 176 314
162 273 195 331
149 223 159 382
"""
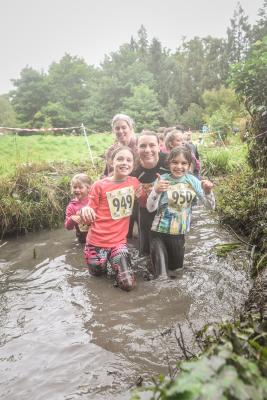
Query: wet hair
157 131 165 141
137 130 159 144
110 145 134 161
165 129 184 150
175 124 185 132
111 114 134 129
163 126 176 137
167 146 192 165
71 173 92 187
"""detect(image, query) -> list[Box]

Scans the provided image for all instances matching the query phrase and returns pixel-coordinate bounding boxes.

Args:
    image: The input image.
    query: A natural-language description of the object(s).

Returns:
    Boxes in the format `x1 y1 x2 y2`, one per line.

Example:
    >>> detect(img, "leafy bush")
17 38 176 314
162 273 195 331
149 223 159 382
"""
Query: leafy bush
132 316 267 400
215 168 267 256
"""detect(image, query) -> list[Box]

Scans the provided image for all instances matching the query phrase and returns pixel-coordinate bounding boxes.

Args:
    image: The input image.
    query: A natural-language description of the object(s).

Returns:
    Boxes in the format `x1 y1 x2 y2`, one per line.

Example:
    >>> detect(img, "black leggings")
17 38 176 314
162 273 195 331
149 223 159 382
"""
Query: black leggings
151 231 185 270
138 207 156 256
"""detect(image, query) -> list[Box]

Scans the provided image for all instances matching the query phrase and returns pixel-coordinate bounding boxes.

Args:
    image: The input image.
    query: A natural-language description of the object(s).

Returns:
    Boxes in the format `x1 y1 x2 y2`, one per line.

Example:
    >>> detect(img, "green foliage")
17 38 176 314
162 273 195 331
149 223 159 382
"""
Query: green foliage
6 9 266 132
181 103 204 130
207 105 235 140
213 243 242 257
132 316 267 400
0 95 17 127
250 1 267 43
226 2 251 64
10 67 50 126
122 84 161 131
0 161 103 237
201 148 232 176
202 86 242 116
230 36 267 176
161 98 182 126
215 168 267 254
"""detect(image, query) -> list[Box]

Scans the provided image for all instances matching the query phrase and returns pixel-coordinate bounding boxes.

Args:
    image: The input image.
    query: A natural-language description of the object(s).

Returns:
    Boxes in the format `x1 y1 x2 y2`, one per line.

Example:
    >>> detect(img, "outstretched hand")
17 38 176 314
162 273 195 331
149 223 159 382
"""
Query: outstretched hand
201 179 213 194
154 173 170 194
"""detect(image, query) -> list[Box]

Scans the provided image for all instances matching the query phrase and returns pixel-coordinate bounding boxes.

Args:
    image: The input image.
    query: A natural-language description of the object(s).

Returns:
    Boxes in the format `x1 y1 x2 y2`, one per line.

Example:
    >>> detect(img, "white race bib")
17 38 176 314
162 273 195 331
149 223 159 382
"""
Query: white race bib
167 183 195 211
106 186 135 220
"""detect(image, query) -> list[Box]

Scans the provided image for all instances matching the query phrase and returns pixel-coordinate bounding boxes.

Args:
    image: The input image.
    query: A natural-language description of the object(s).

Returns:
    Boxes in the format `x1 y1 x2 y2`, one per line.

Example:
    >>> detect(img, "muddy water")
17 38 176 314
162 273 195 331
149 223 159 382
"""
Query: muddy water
0 206 250 400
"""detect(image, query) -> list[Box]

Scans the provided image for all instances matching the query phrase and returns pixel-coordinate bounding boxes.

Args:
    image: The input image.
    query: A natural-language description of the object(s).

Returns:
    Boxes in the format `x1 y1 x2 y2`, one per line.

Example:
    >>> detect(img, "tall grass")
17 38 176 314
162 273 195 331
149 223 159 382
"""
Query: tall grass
199 134 248 177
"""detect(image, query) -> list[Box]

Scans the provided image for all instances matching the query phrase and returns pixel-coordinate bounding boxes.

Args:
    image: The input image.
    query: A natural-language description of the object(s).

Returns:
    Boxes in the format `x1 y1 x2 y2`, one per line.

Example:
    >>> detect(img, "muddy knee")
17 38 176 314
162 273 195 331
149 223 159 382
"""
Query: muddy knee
115 255 136 291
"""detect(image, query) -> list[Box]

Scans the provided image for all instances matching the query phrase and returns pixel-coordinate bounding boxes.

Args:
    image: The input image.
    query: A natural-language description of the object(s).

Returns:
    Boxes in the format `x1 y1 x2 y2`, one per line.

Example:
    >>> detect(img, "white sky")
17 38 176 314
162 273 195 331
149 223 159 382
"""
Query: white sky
0 0 264 94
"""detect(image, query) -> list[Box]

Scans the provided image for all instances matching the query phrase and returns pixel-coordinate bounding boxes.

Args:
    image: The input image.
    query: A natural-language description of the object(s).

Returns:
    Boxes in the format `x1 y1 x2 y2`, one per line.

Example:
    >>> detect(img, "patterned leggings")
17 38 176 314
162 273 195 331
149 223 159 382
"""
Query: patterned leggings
84 243 135 291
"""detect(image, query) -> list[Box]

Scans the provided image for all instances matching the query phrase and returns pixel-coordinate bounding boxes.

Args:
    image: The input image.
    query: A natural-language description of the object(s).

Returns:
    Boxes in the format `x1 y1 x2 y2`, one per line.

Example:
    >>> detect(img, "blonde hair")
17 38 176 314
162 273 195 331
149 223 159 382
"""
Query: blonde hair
111 114 134 129
71 173 92 187
165 129 184 150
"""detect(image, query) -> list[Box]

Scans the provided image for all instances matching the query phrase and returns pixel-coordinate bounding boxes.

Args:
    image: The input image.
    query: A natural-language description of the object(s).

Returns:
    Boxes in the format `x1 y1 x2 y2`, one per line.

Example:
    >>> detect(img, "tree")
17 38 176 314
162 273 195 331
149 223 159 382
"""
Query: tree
33 102 76 128
122 84 160 131
10 67 49 126
207 105 234 140
48 53 95 113
160 98 182 126
0 95 17 128
231 36 267 173
202 86 243 116
227 2 251 64
98 43 155 126
181 103 204 130
251 0 267 43
137 25 148 61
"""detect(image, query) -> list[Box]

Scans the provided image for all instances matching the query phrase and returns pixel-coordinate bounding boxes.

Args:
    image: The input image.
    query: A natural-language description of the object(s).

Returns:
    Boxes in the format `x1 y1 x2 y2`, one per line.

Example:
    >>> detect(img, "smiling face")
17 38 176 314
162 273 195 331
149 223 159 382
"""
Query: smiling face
112 148 134 180
169 153 190 178
113 119 133 145
137 135 160 169
71 182 90 201
168 133 184 150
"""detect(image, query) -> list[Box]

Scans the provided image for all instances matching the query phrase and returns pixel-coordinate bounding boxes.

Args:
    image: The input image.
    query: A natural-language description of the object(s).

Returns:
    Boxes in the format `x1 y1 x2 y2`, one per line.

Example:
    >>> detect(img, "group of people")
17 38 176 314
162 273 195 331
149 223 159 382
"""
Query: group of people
65 114 215 291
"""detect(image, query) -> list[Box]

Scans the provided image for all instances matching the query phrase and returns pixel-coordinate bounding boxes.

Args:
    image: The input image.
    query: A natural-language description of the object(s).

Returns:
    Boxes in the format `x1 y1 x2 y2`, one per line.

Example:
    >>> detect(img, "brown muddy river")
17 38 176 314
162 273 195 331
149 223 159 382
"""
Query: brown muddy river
0 206 250 400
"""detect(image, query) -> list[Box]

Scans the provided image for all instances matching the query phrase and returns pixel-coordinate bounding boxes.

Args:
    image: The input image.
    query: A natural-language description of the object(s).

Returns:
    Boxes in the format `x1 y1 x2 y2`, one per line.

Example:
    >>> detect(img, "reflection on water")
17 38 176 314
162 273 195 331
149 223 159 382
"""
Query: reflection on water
0 206 250 400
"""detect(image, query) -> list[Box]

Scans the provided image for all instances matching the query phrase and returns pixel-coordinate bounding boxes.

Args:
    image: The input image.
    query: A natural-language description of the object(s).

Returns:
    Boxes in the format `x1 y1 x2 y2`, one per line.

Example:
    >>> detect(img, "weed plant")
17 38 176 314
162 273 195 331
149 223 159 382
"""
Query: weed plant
132 315 267 400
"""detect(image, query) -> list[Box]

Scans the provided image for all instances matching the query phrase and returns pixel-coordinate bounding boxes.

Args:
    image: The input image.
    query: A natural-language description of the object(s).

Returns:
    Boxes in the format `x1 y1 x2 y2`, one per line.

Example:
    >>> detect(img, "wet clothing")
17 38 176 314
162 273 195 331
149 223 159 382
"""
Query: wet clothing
84 176 141 291
150 231 185 270
65 197 89 243
132 153 169 255
86 176 140 247
147 173 215 270
84 243 135 291
147 173 215 235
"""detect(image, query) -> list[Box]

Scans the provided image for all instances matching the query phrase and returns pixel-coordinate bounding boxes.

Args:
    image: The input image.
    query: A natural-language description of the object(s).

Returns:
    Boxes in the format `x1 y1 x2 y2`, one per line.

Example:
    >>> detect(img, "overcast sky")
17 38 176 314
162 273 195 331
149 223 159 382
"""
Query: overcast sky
0 0 264 94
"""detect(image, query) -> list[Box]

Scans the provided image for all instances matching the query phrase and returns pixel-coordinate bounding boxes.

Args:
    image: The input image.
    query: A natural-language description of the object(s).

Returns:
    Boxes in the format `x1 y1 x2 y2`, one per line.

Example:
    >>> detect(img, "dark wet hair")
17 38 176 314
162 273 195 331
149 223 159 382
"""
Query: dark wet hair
137 130 159 144
167 146 192 165
110 145 134 161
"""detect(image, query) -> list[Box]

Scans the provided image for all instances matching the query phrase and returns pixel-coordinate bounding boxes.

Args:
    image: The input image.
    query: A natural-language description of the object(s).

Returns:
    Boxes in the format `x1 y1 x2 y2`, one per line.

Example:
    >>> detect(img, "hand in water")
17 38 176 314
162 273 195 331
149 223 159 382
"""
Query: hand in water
201 179 214 194
154 173 170 194
80 206 96 223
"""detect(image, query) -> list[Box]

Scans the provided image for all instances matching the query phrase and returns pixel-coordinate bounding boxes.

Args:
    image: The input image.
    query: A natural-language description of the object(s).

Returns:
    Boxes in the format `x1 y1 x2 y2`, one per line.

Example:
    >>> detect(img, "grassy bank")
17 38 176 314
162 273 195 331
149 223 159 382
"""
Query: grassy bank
0 133 114 176
0 161 102 238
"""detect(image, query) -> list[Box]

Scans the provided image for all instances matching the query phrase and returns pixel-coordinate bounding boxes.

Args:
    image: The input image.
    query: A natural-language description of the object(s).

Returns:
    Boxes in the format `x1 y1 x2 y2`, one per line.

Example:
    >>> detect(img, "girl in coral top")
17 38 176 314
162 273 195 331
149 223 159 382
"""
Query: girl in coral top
81 146 143 291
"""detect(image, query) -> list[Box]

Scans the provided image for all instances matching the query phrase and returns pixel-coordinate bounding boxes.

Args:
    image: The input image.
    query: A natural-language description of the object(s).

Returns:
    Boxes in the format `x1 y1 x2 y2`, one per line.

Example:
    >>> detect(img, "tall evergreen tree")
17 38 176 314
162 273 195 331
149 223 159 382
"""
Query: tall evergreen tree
10 67 49 126
227 2 251 64
251 0 267 43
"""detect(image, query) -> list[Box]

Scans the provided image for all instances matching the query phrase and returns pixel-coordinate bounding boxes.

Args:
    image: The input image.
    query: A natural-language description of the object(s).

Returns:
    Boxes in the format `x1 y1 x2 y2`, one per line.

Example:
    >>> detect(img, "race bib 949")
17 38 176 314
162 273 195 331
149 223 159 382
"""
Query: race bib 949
167 183 196 211
106 186 135 220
